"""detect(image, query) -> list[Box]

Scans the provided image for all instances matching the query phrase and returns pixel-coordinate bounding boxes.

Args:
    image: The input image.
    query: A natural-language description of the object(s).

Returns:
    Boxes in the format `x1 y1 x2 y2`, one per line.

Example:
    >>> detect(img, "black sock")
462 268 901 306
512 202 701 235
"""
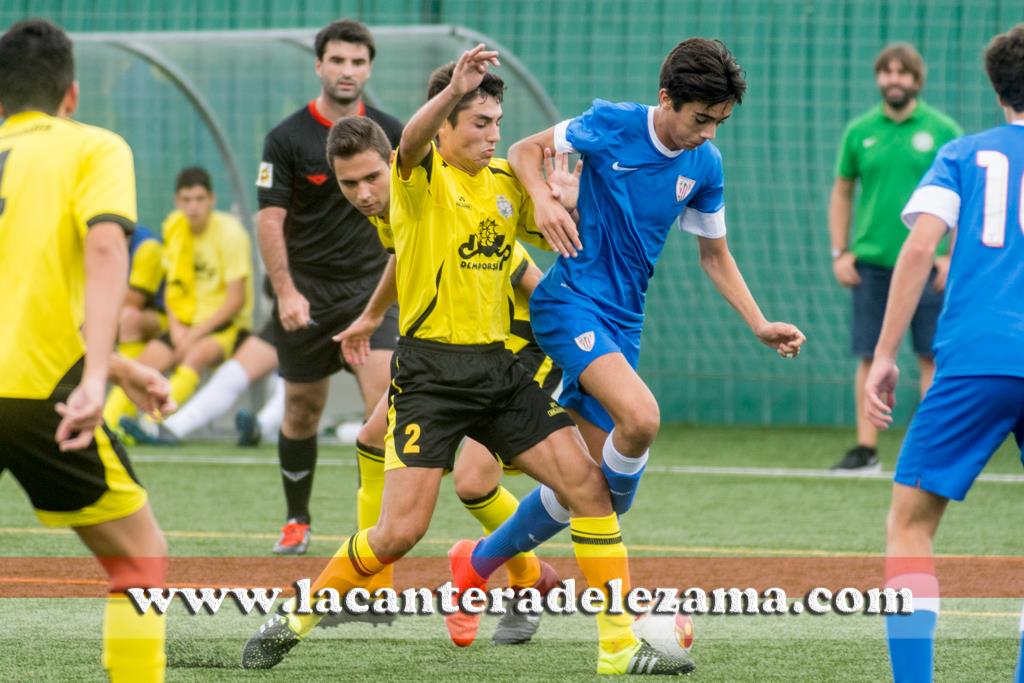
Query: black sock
279 432 317 525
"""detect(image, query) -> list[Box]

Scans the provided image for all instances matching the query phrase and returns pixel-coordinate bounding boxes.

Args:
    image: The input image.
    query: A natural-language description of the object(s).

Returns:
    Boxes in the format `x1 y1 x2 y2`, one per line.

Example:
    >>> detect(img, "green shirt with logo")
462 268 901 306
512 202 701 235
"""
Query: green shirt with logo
835 100 962 267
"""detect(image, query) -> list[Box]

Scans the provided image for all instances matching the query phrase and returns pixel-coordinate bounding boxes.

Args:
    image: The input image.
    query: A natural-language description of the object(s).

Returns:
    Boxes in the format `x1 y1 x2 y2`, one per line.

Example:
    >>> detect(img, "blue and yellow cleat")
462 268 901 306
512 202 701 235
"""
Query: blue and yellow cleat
119 416 179 446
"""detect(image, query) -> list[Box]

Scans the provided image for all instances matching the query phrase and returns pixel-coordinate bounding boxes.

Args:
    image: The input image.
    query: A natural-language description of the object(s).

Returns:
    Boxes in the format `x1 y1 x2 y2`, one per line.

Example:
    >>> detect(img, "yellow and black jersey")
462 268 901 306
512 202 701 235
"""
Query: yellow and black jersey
390 144 550 345
0 112 136 399
506 243 560 392
369 214 394 253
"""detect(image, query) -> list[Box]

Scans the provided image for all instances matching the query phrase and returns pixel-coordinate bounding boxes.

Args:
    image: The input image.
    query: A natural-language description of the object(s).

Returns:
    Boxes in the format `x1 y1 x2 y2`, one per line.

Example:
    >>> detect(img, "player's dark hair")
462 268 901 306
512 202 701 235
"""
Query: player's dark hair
427 62 505 127
659 38 746 109
985 24 1024 113
175 166 213 193
0 19 74 115
315 19 376 61
874 42 927 87
326 116 391 165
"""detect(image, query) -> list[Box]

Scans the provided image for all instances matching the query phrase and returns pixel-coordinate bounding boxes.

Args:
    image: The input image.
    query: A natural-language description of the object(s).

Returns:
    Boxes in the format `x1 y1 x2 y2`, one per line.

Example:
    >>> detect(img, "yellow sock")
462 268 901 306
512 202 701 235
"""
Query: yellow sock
103 593 166 683
356 442 393 593
570 514 638 654
461 486 540 588
168 365 200 407
286 529 385 637
117 340 147 359
103 386 137 427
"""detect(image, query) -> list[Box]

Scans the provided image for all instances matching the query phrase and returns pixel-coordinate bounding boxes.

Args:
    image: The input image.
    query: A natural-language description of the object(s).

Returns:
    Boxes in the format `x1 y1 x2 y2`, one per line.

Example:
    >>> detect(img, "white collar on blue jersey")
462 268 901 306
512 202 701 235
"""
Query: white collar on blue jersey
1012 118 1024 126
647 106 686 158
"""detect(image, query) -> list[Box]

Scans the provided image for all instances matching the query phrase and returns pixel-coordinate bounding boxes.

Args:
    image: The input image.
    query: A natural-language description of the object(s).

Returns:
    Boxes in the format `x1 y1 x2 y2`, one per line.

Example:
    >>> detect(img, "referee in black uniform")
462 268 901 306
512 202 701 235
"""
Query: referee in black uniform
255 19 403 554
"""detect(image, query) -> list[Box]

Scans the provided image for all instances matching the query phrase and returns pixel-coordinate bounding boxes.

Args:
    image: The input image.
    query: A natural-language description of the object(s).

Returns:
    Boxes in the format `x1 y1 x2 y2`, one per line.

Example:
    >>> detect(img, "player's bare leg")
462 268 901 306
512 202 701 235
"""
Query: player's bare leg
832 359 882 472
273 377 329 554
172 336 225 409
349 349 392 420
233 335 279 381
75 503 168 683
884 483 948 682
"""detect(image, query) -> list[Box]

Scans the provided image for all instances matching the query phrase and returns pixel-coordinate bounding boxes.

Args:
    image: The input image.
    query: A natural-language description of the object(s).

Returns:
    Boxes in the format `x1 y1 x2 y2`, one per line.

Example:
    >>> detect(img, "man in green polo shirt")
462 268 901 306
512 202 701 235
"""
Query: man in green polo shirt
829 42 962 472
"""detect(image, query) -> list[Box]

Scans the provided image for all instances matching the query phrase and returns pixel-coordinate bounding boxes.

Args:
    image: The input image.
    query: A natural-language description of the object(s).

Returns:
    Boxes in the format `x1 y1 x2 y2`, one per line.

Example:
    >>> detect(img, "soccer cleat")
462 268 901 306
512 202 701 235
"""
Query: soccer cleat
597 638 696 676
272 521 311 555
493 560 560 645
445 538 488 647
241 613 301 670
317 609 397 629
235 409 262 447
119 416 179 446
830 445 881 473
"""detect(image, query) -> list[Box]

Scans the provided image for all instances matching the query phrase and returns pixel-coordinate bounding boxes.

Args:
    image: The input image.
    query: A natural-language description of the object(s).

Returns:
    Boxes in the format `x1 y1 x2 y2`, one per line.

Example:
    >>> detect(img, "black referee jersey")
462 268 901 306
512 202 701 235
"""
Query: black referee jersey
256 99 403 303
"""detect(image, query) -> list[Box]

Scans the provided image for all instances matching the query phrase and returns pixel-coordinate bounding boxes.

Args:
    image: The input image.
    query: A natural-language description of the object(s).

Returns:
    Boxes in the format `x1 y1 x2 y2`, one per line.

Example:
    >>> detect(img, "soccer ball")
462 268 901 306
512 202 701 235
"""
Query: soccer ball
632 611 695 657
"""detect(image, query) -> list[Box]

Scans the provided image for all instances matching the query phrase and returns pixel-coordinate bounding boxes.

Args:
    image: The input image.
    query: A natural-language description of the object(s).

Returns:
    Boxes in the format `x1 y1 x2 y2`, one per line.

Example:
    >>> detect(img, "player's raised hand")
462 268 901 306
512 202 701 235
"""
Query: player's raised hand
449 44 500 96
334 312 383 366
54 376 105 451
544 147 583 213
864 356 899 429
278 288 312 331
754 321 806 359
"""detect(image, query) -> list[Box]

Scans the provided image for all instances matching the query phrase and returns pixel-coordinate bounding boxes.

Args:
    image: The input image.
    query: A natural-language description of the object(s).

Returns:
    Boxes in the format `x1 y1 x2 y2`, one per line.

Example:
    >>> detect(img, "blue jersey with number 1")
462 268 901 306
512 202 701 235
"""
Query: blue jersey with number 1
901 121 1024 379
539 99 727 330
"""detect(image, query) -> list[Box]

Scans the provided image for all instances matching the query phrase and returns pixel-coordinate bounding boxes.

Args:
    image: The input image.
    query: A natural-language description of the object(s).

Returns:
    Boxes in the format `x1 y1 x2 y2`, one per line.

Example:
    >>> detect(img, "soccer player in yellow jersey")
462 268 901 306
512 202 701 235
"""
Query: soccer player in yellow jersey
118 224 167 359
0 20 167 682
243 46 693 675
104 166 253 432
313 115 562 642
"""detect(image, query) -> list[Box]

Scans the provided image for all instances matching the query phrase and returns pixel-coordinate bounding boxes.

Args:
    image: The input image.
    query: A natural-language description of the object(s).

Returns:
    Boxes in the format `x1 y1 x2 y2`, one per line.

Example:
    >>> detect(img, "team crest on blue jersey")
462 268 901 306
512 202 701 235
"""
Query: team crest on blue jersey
574 331 595 352
676 175 695 202
496 194 514 219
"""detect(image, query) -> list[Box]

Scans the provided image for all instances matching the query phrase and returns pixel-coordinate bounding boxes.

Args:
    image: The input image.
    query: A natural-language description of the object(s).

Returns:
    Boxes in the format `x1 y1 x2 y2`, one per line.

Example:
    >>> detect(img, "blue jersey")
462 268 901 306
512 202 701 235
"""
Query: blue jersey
128 224 166 312
544 100 727 329
901 121 1024 378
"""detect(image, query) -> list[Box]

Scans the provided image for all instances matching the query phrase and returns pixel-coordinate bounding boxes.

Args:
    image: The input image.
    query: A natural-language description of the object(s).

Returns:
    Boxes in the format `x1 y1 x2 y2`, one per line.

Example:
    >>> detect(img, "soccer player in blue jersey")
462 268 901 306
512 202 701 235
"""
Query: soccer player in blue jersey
448 39 805 633
863 24 1024 683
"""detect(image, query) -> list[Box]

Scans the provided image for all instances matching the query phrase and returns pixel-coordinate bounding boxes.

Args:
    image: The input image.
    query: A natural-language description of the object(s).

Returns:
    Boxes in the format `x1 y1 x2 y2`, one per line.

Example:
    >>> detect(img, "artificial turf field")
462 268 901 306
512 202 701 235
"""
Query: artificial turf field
1 424 1022 681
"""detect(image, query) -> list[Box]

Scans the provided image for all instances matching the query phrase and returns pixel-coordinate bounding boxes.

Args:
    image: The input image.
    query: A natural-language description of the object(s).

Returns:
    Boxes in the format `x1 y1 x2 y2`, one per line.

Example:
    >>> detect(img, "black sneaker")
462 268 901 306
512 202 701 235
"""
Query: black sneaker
241 613 301 670
830 446 880 473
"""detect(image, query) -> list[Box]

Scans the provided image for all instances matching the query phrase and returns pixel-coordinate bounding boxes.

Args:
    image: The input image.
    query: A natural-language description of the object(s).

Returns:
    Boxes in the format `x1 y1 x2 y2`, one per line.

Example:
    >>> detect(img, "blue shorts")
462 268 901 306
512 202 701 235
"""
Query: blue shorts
895 375 1024 501
852 262 943 358
529 282 640 432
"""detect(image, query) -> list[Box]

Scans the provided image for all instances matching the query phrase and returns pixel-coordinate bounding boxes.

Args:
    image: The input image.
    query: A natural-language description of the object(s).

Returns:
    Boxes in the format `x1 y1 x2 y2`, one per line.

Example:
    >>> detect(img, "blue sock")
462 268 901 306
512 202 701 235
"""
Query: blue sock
886 609 937 683
1015 603 1024 682
470 485 568 579
601 433 648 515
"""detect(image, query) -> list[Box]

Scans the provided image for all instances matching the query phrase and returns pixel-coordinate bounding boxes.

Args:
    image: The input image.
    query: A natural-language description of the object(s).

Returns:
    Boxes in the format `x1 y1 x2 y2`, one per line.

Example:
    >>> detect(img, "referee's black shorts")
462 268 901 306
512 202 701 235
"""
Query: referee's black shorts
384 337 575 471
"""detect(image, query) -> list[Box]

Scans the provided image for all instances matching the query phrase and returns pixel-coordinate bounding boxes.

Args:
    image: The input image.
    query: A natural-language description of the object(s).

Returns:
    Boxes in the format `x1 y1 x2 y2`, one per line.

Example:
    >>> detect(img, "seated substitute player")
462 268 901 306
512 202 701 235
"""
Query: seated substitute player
104 166 254 433
0 20 169 682
121 317 282 446
456 39 807 607
242 47 692 676
325 114 569 643
862 24 1024 683
117 223 167 359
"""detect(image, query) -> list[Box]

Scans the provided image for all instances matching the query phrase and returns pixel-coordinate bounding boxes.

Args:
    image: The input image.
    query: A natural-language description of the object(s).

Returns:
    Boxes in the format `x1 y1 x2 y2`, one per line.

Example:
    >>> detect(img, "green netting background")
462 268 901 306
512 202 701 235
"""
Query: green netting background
3 0 1022 426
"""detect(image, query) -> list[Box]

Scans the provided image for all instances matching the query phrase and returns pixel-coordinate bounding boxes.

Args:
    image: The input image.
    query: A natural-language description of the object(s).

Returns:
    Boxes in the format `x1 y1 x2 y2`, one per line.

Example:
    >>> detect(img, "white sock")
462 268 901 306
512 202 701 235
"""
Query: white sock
257 375 286 437
163 359 250 438
539 485 570 524
602 430 649 474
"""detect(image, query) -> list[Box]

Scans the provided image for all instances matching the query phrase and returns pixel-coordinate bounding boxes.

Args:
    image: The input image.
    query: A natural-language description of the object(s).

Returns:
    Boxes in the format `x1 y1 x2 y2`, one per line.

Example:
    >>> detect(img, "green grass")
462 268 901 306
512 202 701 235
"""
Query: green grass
1 424 1021 681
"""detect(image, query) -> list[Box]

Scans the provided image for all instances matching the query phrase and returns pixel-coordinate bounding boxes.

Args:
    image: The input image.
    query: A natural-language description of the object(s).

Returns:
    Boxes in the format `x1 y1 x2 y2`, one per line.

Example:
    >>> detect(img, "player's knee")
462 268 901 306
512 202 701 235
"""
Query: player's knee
356 420 385 451
284 394 324 434
118 306 141 337
615 402 660 451
556 457 612 517
373 520 426 560
453 466 497 501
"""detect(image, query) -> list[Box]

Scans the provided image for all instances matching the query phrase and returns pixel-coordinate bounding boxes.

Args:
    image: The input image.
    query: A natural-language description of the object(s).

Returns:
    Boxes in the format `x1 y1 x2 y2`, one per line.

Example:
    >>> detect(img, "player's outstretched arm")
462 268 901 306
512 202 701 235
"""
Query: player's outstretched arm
334 255 397 366
398 44 499 179
864 214 947 428
697 235 806 358
56 222 128 451
509 130 582 257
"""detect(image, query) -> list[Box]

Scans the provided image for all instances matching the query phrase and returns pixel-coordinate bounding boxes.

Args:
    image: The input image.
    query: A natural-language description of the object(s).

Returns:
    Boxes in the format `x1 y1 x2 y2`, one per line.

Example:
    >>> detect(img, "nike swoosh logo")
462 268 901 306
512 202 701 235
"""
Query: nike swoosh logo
611 161 638 172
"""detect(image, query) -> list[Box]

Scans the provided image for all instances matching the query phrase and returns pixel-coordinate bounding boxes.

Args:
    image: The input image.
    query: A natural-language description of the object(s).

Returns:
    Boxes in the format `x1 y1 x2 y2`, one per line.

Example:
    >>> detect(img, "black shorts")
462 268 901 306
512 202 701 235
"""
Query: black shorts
385 337 575 471
852 262 943 358
0 361 147 527
273 302 400 383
